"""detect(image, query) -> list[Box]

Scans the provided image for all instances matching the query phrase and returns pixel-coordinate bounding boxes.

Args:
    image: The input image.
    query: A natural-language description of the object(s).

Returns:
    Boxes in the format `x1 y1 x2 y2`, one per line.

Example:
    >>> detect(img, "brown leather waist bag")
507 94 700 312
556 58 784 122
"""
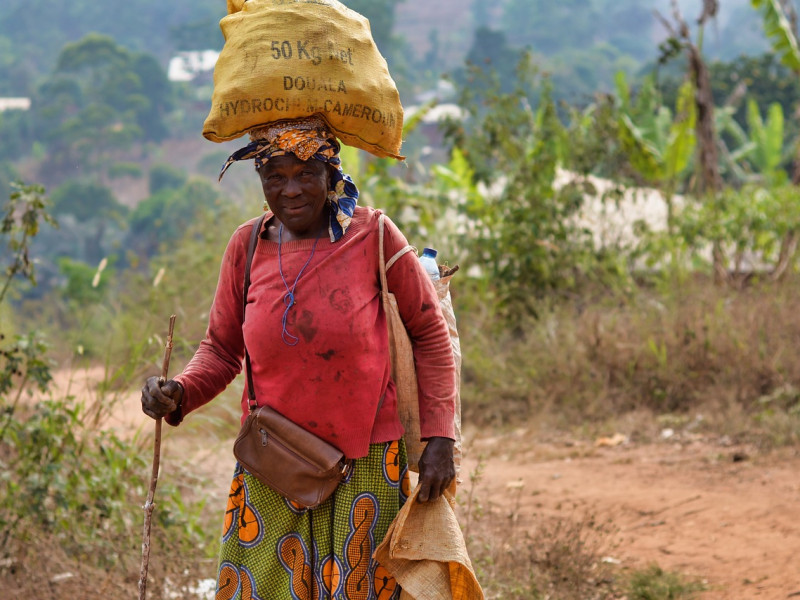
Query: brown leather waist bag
232 215 351 509
233 405 351 508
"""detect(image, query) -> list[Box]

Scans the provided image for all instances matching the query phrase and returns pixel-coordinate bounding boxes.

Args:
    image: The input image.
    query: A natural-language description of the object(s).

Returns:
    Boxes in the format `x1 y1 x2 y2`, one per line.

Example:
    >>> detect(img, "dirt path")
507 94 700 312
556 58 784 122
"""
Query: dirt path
462 431 800 599
106 379 800 599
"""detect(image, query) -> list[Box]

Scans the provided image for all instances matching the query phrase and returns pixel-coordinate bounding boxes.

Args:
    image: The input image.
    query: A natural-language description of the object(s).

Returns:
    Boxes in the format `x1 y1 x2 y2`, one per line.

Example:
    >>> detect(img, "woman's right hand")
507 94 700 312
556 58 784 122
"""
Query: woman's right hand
141 376 183 420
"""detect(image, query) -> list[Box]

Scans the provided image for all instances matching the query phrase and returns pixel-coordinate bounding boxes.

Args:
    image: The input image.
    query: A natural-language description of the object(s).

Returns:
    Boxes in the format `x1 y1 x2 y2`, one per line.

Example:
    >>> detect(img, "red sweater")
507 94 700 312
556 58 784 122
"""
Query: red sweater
171 206 456 458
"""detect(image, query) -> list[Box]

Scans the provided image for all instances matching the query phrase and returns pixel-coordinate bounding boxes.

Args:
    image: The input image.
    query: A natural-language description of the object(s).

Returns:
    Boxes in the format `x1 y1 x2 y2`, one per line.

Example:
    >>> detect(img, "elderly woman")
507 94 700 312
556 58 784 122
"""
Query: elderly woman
141 116 456 598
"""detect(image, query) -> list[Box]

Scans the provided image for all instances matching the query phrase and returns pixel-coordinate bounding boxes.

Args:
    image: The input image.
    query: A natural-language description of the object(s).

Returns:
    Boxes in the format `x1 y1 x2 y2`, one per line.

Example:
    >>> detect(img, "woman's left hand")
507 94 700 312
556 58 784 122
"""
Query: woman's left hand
417 436 455 503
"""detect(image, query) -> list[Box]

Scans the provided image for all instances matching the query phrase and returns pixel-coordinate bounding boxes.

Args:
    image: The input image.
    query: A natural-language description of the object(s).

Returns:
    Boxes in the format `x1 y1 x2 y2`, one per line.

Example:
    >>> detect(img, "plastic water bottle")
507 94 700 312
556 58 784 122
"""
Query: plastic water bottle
419 247 440 281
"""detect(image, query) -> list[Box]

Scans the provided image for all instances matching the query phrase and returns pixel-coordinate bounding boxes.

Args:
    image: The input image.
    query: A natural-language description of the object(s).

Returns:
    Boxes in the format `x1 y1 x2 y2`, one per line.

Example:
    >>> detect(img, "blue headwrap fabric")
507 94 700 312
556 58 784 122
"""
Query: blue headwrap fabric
219 116 359 242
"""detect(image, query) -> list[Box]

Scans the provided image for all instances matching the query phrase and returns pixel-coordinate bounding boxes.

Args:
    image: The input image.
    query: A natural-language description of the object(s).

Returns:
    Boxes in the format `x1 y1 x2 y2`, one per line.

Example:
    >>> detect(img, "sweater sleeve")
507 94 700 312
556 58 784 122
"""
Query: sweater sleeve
167 222 252 425
381 215 456 440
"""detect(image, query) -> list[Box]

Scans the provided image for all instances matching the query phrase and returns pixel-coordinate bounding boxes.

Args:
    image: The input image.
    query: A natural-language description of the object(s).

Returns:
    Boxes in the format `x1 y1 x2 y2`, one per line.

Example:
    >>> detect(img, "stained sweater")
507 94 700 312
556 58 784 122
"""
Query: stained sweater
169 206 456 458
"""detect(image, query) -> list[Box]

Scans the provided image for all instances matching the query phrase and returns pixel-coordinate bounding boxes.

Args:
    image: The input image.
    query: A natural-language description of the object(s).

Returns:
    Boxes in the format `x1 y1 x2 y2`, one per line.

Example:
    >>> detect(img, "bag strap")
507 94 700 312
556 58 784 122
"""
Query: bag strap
378 213 416 293
243 215 400 414
243 214 267 412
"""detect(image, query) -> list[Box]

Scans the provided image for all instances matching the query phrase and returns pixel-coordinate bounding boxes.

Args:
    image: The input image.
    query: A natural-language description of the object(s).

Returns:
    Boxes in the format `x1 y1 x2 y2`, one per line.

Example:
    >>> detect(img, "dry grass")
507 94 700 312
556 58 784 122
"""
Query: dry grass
458 459 620 599
456 457 711 600
459 277 800 449
0 527 215 600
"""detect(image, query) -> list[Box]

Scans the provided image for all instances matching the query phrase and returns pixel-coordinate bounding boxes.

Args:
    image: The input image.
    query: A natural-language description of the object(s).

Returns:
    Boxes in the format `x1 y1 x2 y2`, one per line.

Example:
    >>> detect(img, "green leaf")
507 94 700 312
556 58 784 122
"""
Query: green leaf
746 99 786 180
618 114 664 181
765 102 785 173
614 71 630 109
664 82 697 181
752 0 800 72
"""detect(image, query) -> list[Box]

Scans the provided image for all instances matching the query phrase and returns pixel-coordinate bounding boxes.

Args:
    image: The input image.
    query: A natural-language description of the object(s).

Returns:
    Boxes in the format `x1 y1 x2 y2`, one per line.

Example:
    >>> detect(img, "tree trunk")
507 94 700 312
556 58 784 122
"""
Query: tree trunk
771 230 799 282
684 13 726 284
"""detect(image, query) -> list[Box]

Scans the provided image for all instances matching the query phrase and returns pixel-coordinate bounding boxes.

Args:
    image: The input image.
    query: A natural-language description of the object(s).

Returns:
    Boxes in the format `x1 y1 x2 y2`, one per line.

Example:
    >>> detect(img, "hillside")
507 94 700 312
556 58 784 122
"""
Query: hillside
393 0 767 71
394 0 503 66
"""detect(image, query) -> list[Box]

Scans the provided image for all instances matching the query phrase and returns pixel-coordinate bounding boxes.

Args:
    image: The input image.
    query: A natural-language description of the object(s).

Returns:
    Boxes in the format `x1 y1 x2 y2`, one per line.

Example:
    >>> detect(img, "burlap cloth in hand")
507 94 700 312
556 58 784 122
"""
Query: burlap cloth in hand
374 484 484 600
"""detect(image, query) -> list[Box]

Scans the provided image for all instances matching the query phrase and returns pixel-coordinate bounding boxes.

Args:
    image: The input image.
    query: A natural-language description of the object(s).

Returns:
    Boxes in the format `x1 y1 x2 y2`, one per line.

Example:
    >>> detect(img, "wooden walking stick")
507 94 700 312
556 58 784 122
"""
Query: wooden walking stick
138 314 176 600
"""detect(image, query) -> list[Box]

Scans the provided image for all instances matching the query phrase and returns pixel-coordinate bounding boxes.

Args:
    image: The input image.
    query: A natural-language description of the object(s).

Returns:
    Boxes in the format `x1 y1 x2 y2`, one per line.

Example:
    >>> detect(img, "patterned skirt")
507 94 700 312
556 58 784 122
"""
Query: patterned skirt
214 440 411 600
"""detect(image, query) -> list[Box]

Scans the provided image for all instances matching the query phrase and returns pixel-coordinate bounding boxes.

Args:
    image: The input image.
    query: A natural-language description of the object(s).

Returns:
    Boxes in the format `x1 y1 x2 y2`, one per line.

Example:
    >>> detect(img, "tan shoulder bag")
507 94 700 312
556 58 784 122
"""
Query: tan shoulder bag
378 214 463 478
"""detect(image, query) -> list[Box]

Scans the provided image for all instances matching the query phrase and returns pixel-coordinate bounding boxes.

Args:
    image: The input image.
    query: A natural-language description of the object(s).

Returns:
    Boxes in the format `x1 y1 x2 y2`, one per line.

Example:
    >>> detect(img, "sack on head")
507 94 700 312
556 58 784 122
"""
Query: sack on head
204 0 404 159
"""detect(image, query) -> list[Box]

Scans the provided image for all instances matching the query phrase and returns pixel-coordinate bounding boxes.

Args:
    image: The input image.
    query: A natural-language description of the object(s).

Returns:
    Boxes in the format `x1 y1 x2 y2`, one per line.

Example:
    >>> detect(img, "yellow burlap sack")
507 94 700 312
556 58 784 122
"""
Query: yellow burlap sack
374 485 484 600
378 215 463 475
204 0 404 159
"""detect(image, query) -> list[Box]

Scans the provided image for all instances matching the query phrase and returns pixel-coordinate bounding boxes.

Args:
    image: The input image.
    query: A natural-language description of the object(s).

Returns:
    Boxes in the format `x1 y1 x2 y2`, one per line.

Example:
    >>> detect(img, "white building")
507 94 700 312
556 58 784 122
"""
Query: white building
167 50 219 82
0 97 31 112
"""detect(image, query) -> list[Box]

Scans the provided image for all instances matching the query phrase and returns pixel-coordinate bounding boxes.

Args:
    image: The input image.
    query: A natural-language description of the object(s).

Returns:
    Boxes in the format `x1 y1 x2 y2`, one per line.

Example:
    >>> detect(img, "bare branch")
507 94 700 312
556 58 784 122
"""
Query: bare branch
671 0 690 39
698 0 719 26
138 315 177 600
654 9 678 37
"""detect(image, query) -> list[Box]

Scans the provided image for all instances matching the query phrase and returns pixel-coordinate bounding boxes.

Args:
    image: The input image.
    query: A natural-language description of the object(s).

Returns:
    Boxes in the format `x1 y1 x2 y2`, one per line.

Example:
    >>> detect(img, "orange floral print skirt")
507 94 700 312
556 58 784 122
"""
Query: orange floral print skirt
215 440 411 600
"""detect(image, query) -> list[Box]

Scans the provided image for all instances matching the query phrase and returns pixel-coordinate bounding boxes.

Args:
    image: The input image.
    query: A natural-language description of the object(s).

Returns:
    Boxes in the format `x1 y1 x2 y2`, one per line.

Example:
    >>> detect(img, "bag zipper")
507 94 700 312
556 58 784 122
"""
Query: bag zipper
257 426 337 474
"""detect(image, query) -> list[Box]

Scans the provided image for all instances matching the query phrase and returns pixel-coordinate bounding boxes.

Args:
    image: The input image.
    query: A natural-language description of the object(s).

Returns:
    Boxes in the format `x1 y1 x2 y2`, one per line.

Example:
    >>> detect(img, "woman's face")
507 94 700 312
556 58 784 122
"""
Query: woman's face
258 154 331 239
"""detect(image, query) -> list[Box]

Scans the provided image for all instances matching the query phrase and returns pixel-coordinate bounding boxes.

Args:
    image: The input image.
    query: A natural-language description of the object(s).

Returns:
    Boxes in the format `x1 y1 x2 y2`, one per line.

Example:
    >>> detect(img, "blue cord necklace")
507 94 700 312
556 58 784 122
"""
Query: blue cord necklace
278 223 322 346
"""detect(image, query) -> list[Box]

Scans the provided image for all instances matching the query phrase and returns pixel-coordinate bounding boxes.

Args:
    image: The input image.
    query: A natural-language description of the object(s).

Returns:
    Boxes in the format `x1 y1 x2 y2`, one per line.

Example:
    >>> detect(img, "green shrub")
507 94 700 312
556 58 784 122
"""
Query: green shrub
627 564 705 599
0 398 213 564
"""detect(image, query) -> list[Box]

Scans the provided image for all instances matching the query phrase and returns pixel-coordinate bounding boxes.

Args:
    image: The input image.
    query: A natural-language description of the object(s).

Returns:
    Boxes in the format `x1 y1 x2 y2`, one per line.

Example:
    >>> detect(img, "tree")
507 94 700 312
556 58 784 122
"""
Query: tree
129 53 173 142
1 183 58 303
658 53 800 179
743 100 788 185
0 109 32 164
502 0 594 55
752 0 800 71
0 34 34 95
127 178 221 260
656 1 728 283
709 54 800 131
149 164 188 195
616 73 697 232
50 180 127 264
456 27 523 95
499 0 656 103
169 20 224 52
750 0 800 279
1 182 56 412
32 34 172 183
0 0 224 78
443 59 619 321
340 0 402 54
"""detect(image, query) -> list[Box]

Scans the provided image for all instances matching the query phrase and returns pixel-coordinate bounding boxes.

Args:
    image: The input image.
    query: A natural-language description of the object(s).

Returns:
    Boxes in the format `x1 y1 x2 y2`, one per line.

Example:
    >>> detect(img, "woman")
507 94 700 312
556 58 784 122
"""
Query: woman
141 116 456 599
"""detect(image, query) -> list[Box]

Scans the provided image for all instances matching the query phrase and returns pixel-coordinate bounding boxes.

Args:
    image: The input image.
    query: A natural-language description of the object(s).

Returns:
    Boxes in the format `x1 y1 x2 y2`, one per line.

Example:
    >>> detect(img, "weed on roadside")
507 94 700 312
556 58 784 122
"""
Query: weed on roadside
626 564 706 599
0 396 218 599
459 460 621 599
459 278 800 451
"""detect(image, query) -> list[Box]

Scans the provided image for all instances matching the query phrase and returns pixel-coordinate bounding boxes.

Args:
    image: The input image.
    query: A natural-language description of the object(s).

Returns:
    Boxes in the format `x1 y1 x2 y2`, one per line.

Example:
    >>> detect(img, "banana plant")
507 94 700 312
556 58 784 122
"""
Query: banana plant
615 72 696 229
746 99 788 185
751 0 800 72
715 106 754 183
718 100 788 186
750 0 800 279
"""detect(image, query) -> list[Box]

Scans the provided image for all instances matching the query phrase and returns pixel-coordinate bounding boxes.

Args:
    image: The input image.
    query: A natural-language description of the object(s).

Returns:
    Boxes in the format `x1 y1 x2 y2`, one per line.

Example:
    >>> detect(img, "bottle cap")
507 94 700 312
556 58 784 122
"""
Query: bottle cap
422 247 438 258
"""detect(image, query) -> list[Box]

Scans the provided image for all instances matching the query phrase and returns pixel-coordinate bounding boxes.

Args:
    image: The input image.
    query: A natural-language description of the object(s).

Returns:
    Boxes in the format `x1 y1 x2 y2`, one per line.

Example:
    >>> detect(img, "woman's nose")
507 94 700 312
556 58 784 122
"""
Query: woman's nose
283 177 302 197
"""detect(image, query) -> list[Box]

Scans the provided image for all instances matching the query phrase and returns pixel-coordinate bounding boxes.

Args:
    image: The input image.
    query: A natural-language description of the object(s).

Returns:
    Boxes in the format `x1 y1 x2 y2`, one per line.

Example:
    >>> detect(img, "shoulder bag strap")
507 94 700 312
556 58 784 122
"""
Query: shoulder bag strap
378 213 416 293
243 214 267 412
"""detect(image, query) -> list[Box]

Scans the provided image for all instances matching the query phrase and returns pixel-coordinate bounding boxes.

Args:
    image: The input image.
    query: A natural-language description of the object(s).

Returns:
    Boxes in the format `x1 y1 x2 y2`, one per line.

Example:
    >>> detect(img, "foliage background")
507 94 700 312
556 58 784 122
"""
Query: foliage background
2 0 800 598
